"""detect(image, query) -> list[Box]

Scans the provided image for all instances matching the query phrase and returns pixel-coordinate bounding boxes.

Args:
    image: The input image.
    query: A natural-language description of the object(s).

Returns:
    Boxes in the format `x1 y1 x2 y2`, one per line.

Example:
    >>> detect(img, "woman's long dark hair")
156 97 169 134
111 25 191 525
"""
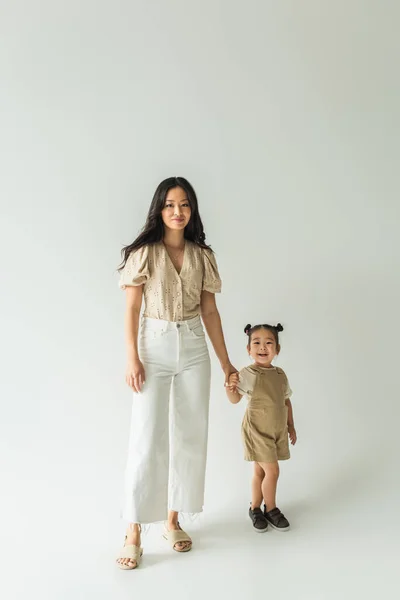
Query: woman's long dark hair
118 177 212 270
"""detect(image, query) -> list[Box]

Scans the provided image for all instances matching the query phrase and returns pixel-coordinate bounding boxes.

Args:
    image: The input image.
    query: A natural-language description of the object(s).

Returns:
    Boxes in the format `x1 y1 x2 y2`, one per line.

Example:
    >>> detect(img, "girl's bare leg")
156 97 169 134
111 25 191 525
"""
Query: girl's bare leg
251 462 264 509
259 461 280 511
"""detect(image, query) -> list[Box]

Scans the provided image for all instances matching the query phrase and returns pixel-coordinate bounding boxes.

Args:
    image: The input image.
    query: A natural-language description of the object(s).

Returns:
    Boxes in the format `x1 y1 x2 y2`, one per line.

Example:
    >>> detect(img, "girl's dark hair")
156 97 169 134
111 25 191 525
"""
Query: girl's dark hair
244 323 284 346
118 176 212 270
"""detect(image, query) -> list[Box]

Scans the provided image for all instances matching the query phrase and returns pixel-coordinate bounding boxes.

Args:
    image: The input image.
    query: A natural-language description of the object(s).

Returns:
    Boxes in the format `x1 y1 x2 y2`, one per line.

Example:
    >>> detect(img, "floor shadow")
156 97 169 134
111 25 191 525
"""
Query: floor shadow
138 552 177 569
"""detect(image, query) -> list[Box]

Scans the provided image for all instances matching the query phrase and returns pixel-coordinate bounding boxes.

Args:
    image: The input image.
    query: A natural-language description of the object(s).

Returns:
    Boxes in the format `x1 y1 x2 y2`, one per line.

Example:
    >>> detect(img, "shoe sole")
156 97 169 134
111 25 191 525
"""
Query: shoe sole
254 526 268 533
250 516 268 533
266 522 290 532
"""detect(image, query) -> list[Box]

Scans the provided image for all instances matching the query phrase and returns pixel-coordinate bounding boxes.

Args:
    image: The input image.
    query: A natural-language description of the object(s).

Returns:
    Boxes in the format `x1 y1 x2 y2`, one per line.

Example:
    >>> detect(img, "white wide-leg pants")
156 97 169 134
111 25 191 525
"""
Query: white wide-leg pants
122 315 211 524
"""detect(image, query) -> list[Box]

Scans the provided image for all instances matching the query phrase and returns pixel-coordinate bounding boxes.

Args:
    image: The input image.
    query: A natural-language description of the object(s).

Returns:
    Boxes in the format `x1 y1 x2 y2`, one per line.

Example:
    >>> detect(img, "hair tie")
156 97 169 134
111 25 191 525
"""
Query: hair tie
276 323 284 332
244 323 252 335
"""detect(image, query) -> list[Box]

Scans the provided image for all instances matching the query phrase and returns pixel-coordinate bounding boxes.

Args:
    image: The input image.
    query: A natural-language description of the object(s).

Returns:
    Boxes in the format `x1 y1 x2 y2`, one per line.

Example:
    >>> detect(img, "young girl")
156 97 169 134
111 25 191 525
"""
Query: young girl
226 323 297 533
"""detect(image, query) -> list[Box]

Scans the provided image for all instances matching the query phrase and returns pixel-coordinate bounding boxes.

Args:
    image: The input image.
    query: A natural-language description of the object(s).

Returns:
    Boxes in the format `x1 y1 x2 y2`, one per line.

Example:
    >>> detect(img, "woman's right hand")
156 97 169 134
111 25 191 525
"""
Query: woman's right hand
126 359 146 393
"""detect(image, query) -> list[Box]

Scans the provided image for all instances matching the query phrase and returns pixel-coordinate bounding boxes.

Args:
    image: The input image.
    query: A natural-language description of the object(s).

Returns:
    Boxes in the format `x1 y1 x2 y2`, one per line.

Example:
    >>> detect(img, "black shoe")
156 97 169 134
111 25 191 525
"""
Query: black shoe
249 506 268 532
264 506 290 531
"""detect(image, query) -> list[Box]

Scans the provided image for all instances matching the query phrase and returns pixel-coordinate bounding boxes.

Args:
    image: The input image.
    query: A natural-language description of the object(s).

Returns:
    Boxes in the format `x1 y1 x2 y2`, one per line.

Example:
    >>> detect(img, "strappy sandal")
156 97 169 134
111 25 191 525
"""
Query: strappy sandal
116 527 143 570
162 522 192 552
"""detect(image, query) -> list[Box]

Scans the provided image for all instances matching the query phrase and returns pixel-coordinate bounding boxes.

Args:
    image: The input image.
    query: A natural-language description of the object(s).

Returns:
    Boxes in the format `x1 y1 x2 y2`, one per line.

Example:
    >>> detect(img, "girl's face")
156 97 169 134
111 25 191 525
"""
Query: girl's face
161 186 191 232
248 328 280 367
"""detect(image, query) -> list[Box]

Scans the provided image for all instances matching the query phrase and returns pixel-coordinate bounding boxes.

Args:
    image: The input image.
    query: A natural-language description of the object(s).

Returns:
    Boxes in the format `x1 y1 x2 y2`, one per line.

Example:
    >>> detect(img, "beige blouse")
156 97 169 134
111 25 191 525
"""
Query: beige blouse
119 241 221 321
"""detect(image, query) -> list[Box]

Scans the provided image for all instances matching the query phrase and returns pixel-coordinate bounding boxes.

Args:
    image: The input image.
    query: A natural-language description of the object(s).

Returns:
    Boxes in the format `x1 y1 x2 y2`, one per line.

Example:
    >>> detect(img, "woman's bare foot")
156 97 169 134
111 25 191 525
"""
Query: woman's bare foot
116 523 141 569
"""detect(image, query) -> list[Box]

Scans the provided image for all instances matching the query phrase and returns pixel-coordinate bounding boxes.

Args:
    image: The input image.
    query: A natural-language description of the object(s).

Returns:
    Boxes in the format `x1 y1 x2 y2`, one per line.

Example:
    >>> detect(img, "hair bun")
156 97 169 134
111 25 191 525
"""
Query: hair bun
244 323 252 335
275 323 284 332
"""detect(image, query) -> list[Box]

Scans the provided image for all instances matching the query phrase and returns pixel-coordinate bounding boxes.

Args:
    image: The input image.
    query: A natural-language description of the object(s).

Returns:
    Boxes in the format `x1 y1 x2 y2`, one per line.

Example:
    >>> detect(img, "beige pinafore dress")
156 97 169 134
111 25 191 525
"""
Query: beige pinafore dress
241 365 290 463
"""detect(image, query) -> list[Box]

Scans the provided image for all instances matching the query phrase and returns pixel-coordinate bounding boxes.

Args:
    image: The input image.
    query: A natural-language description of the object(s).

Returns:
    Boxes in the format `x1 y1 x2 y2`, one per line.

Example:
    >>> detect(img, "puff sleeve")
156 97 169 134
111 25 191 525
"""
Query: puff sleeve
202 248 222 293
119 245 150 289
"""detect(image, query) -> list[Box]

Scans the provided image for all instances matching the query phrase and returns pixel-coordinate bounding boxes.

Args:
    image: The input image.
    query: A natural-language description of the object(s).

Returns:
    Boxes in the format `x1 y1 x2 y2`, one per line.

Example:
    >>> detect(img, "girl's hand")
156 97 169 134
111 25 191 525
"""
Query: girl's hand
222 362 238 387
225 372 239 393
126 359 146 393
288 425 297 445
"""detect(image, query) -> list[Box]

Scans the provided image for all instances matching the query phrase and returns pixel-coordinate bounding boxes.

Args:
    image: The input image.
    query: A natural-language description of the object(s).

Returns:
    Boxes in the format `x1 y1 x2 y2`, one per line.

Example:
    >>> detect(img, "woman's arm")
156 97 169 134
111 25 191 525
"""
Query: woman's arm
200 290 237 383
125 285 145 392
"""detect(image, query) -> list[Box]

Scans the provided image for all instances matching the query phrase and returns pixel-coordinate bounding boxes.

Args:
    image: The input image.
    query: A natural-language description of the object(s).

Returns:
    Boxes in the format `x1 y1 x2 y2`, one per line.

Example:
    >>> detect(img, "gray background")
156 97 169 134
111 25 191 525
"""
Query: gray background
1 1 399 599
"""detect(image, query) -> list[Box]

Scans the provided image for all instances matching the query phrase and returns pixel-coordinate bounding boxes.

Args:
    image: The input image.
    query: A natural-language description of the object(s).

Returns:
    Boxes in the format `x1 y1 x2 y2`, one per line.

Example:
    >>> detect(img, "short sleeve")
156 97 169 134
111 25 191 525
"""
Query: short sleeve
119 246 150 289
285 379 293 399
276 367 292 399
236 368 256 397
202 249 222 293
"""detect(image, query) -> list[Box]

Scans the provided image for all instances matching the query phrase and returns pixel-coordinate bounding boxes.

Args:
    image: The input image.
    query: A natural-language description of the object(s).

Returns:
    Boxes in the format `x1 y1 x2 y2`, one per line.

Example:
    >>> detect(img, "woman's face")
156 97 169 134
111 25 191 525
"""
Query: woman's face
161 186 191 232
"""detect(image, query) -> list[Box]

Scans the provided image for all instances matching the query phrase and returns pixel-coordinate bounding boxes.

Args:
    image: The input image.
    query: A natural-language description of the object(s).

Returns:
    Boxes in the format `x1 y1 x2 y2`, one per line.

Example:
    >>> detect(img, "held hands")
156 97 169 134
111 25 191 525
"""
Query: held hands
222 362 238 387
126 359 146 393
288 424 297 445
225 371 239 393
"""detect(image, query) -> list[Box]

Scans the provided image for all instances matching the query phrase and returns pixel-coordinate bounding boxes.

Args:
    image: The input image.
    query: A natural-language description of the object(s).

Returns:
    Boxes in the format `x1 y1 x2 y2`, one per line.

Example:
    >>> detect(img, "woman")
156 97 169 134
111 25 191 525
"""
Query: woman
116 177 236 569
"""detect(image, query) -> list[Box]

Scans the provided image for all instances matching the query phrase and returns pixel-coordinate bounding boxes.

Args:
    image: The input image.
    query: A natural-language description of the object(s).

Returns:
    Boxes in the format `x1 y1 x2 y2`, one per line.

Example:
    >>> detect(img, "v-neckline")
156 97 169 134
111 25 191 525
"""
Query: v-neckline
162 241 187 277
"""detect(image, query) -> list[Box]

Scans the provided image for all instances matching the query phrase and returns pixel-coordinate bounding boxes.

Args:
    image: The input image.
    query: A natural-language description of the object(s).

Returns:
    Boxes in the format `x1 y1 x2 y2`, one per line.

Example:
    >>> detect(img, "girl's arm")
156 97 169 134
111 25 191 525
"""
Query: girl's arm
225 384 242 404
125 285 145 392
285 398 294 427
285 399 297 445
200 290 237 383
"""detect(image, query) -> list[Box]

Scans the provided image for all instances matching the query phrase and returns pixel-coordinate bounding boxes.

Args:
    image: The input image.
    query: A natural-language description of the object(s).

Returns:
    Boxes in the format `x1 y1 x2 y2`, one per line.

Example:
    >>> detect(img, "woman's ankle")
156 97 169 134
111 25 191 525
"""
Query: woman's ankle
167 511 179 527
126 523 141 539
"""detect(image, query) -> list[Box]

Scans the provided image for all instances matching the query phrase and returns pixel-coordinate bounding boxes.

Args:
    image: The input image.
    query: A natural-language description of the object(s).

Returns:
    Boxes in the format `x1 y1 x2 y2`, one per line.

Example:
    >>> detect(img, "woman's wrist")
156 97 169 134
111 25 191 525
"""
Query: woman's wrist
127 348 140 363
220 357 232 369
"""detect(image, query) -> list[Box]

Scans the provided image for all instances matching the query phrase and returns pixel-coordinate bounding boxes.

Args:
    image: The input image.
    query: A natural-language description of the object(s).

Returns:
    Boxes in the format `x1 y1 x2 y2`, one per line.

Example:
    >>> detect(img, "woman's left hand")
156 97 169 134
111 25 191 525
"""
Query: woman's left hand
222 362 238 386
